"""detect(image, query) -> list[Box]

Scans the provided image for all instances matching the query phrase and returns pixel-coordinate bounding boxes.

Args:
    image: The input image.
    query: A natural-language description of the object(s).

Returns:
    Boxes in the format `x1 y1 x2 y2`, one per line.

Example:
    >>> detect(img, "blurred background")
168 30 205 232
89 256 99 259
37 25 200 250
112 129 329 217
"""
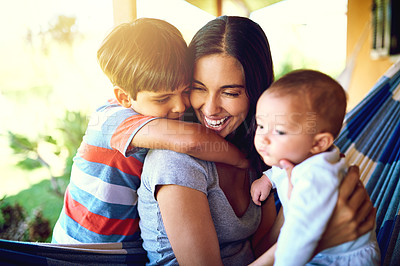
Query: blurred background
0 0 396 242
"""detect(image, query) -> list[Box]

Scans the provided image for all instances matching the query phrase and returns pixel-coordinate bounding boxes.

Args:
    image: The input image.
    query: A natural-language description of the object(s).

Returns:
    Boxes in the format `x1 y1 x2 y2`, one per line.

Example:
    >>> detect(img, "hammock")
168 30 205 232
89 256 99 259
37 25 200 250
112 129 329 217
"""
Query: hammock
335 58 400 266
1 60 400 265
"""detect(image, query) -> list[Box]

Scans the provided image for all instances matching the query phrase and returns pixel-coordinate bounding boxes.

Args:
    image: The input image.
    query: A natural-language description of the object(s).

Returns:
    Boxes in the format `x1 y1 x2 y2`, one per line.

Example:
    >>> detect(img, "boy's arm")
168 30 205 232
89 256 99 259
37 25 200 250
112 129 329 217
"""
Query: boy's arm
132 118 249 168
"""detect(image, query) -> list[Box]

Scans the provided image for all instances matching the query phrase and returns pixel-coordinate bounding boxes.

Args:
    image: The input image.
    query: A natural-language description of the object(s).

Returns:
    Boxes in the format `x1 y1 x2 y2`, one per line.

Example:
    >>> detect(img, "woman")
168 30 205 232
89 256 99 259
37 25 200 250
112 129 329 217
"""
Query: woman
137 16 375 265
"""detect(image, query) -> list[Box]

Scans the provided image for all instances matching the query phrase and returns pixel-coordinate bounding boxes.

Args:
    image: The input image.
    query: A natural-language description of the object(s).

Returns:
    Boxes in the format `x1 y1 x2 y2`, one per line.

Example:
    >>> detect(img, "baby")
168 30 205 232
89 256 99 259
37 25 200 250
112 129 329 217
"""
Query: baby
251 69 380 265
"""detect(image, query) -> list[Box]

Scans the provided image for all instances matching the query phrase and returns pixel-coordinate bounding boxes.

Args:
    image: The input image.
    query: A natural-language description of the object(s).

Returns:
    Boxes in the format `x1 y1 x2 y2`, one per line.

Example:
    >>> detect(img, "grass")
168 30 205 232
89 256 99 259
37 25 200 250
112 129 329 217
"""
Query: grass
1 178 66 242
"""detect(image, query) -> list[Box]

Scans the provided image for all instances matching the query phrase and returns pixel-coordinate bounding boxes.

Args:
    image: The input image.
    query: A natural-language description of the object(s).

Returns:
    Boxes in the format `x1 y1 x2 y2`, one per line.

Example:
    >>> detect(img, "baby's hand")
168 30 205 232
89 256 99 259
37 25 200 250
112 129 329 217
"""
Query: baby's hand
251 175 272 206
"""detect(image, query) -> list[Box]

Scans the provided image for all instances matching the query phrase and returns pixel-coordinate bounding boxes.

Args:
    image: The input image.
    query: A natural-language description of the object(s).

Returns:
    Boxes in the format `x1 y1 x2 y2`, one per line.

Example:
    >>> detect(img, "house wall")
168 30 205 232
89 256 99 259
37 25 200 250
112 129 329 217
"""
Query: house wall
346 0 395 109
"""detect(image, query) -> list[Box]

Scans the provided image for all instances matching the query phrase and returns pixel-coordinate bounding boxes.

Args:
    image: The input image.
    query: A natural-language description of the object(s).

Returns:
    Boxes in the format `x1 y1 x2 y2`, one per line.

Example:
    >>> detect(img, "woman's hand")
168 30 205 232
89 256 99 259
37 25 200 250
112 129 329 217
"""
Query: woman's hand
316 165 376 253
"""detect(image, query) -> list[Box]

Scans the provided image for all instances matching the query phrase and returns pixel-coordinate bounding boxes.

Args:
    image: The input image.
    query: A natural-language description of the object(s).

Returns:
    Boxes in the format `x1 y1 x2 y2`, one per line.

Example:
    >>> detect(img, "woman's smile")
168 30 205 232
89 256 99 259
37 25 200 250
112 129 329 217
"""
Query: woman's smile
203 115 231 130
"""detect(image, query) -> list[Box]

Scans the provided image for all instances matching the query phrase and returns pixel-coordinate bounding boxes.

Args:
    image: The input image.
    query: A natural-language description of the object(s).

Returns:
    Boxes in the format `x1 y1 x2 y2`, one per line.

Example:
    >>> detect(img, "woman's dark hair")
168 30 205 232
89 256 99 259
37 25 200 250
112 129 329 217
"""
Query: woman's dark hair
187 15 274 174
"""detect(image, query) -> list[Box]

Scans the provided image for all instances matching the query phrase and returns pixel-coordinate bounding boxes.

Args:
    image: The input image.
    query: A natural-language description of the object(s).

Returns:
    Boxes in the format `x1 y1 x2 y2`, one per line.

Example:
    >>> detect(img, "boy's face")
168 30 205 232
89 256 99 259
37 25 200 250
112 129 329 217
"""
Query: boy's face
130 85 190 119
254 92 317 166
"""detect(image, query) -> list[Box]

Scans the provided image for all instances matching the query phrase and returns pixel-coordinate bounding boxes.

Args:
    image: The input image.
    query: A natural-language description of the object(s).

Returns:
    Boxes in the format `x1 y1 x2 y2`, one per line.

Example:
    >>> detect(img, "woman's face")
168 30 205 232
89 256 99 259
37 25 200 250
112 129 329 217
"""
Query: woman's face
190 54 250 138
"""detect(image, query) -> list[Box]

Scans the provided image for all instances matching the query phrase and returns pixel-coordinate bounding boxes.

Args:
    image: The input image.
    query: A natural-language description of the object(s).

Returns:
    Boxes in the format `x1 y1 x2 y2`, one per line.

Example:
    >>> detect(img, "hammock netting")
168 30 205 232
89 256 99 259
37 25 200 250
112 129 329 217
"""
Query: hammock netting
1 60 400 265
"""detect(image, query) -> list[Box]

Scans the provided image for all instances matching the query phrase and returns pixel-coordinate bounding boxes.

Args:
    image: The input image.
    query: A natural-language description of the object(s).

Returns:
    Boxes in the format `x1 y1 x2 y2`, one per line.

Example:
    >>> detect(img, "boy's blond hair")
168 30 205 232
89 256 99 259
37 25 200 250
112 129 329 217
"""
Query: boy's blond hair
266 69 347 138
97 18 190 100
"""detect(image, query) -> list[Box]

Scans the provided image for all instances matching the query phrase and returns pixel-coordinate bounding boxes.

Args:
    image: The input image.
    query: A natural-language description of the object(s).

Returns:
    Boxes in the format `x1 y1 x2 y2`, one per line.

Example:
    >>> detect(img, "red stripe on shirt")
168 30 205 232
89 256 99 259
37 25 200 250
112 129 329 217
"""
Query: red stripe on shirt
110 115 155 152
107 98 119 105
78 142 143 177
64 188 139 236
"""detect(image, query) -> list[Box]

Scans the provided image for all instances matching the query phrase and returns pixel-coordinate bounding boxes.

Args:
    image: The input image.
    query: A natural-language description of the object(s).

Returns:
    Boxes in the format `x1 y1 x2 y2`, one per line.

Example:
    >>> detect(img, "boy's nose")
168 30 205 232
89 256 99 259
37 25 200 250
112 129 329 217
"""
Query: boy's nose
171 96 187 114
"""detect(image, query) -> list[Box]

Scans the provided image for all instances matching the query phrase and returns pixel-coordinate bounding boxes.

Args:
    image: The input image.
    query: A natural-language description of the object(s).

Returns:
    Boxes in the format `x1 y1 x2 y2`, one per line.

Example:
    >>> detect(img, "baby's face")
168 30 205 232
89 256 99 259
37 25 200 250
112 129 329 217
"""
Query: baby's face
254 92 317 166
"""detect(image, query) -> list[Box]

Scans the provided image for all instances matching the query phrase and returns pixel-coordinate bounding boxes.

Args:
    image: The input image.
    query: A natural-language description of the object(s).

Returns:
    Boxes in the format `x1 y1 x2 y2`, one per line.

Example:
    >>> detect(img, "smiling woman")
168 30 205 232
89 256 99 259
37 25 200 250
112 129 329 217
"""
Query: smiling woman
191 54 249 137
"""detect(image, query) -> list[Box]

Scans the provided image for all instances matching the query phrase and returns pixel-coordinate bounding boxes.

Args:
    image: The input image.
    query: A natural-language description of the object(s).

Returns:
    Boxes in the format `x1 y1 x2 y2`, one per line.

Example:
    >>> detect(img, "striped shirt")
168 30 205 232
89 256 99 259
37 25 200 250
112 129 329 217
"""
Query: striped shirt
52 99 159 243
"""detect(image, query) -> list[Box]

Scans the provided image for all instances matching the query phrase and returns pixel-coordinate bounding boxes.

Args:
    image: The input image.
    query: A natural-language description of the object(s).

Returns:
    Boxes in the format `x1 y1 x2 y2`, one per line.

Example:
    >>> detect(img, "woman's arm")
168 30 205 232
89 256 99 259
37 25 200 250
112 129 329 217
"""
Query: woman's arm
133 119 248 168
156 184 223 266
252 195 278 256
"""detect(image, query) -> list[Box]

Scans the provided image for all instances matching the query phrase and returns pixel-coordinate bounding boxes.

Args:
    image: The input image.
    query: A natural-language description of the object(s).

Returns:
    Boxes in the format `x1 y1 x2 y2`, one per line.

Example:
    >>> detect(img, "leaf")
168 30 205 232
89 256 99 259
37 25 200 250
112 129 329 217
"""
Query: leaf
16 158 43 170
43 135 57 145
8 132 37 153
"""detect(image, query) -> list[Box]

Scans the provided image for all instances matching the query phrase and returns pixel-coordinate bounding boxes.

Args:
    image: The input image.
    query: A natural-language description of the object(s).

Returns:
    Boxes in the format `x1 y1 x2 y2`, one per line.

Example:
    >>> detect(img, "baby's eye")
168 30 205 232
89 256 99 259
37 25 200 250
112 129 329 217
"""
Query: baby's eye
256 124 264 129
274 129 286 135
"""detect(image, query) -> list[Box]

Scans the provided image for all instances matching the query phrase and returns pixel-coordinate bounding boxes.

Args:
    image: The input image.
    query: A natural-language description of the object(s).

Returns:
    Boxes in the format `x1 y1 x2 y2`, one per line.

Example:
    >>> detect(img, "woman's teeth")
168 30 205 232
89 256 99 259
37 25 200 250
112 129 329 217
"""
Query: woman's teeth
205 117 228 128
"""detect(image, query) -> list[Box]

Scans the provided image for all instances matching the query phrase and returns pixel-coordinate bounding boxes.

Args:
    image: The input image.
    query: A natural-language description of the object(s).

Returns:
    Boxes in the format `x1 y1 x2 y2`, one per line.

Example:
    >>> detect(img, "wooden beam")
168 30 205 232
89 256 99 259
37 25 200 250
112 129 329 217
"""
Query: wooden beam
113 0 137 25
217 0 222 16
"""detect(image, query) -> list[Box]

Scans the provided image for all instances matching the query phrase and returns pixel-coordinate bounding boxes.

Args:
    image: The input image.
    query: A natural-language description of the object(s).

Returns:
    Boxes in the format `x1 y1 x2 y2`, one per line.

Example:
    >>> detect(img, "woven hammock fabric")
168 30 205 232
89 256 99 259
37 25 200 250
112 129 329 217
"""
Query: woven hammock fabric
336 59 400 266
1 61 400 265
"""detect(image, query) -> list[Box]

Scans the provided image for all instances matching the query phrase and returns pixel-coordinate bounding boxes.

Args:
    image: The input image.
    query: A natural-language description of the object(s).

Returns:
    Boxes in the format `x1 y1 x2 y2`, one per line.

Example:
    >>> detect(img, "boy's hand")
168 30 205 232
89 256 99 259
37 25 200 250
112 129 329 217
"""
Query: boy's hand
251 175 272 206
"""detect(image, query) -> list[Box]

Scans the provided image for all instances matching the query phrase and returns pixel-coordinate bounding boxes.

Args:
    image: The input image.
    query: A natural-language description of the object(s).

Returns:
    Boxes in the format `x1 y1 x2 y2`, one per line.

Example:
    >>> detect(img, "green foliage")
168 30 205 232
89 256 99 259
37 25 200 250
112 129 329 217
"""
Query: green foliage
0 195 53 242
47 15 78 45
8 110 87 179
16 158 43 170
274 60 297 80
56 110 88 177
4 109 87 241
58 111 87 154
8 132 38 154
25 15 79 55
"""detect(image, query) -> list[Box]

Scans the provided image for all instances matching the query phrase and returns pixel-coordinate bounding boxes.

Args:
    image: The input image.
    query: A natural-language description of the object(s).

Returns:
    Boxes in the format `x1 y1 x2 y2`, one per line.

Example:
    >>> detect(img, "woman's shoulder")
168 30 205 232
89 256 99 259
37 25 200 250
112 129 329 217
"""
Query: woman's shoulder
142 149 217 194
144 149 214 173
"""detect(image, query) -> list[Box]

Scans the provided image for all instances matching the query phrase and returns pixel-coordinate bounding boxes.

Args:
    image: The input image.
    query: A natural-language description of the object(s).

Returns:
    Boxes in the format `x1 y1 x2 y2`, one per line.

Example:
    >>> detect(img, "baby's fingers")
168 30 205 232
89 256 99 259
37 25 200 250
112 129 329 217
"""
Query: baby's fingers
251 190 262 206
259 191 268 202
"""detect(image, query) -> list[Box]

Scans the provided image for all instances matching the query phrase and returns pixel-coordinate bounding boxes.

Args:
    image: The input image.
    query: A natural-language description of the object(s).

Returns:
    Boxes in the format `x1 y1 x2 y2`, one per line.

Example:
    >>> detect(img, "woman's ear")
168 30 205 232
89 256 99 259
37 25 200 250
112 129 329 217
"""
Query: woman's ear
310 133 334 154
114 86 132 108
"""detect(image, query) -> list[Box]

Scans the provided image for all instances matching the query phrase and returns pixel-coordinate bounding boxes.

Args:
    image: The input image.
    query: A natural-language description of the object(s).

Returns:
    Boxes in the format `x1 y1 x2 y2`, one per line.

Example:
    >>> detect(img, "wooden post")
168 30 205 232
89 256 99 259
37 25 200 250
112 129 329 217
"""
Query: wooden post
112 0 137 25
217 0 222 17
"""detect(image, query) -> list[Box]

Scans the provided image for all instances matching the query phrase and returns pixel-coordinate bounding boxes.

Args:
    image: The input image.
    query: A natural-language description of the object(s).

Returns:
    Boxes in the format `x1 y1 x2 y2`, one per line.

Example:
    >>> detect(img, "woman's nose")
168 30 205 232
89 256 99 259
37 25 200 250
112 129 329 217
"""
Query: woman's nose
202 95 221 116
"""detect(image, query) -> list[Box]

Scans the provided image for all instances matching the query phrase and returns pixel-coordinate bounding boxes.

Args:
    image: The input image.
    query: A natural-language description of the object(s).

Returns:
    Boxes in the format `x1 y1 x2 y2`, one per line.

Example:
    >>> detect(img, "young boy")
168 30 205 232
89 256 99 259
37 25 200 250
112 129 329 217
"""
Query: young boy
250 70 380 265
52 18 248 244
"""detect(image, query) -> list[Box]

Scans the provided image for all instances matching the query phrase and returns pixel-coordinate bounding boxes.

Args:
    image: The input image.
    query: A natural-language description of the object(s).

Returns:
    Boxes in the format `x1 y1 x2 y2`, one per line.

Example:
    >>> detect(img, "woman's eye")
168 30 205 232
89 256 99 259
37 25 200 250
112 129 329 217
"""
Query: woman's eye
191 86 206 92
257 124 264 129
223 91 240 97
